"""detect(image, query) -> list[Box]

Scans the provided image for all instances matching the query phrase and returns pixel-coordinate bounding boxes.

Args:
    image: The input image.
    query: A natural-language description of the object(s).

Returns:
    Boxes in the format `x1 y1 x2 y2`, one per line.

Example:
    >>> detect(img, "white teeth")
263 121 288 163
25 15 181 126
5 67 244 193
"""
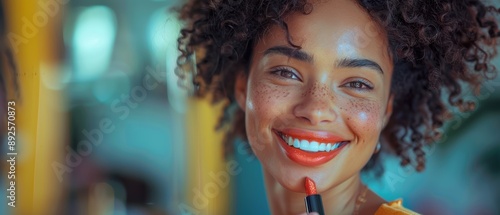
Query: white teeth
279 132 346 152
300 140 310 151
293 138 300 148
318 143 326 151
309 141 319 152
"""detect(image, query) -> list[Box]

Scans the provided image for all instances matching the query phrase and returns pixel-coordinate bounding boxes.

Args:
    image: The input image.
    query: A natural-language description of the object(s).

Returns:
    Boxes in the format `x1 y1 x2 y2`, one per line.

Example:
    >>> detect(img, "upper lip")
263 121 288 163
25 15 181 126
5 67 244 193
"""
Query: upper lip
274 128 348 143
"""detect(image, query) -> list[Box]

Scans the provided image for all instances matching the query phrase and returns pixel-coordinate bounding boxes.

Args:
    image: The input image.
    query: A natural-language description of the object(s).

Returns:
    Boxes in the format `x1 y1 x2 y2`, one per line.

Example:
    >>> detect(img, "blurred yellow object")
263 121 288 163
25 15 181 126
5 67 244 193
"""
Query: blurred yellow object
4 0 66 214
375 199 421 215
184 96 232 215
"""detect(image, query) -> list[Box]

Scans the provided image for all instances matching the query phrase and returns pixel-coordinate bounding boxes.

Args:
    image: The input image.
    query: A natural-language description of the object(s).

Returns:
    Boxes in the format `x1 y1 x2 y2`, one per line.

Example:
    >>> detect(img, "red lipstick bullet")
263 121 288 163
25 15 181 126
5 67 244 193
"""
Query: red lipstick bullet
304 177 325 215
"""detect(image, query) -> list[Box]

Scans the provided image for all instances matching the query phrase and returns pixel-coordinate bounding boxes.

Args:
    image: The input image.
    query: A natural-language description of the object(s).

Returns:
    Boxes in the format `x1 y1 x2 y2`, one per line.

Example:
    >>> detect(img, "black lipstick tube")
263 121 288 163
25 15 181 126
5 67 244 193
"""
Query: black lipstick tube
305 194 325 215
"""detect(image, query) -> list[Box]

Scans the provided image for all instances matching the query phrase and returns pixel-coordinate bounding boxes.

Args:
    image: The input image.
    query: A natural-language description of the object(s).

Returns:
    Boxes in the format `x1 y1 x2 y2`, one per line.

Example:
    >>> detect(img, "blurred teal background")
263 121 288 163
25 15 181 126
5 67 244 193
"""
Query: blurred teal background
1 0 500 215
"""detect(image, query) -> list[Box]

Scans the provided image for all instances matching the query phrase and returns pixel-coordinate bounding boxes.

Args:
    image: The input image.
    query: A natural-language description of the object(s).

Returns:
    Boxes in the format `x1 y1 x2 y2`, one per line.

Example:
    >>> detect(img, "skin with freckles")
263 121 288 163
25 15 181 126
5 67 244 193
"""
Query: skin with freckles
235 0 393 214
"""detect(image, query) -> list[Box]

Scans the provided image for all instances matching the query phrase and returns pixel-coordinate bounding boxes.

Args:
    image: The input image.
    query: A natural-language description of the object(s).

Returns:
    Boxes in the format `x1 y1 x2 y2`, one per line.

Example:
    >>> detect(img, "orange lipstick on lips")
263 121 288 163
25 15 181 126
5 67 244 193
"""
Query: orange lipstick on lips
275 128 349 166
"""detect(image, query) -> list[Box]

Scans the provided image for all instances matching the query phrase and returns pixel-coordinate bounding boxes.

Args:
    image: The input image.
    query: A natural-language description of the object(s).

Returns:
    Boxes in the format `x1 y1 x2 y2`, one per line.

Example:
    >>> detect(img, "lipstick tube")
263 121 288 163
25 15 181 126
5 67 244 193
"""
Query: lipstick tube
304 177 325 215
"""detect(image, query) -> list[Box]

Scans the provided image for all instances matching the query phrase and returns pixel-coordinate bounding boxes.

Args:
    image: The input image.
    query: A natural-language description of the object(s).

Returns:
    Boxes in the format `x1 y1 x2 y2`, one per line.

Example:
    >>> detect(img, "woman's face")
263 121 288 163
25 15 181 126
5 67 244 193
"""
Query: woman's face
236 0 394 192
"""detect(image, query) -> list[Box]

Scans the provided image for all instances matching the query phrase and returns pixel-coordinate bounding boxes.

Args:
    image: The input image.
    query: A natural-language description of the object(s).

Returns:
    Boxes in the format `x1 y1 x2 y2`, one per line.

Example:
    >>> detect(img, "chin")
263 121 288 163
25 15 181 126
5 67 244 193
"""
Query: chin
262 153 328 193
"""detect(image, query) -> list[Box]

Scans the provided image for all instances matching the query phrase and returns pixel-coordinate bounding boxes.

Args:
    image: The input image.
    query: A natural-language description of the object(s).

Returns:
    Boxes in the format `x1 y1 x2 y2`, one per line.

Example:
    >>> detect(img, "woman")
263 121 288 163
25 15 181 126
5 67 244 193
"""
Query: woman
176 0 500 214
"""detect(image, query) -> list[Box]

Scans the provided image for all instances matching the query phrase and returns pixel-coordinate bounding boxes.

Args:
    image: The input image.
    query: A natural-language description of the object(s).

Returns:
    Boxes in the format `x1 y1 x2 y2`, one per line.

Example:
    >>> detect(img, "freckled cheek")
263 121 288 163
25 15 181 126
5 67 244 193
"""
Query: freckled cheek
245 83 291 140
247 84 291 119
342 101 383 136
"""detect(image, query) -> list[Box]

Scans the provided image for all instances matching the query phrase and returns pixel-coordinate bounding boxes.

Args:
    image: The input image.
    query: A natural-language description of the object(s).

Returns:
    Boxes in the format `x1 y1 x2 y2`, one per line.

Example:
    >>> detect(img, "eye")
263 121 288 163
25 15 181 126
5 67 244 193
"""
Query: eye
271 67 301 81
343 80 373 90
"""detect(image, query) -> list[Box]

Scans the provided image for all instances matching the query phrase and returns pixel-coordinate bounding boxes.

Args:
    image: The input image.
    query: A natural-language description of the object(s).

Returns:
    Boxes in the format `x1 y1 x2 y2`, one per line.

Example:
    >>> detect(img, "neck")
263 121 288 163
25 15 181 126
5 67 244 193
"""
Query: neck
263 169 362 215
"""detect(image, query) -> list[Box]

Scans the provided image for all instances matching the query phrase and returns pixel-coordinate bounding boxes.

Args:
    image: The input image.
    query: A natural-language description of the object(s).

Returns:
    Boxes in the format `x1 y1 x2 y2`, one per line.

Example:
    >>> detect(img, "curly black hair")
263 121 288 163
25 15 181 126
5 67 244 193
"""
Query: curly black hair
176 0 500 173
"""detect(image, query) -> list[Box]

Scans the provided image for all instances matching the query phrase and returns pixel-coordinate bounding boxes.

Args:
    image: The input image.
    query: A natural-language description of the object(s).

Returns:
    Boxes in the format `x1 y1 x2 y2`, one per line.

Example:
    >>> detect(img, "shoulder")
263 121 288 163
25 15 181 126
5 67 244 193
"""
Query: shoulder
375 199 421 215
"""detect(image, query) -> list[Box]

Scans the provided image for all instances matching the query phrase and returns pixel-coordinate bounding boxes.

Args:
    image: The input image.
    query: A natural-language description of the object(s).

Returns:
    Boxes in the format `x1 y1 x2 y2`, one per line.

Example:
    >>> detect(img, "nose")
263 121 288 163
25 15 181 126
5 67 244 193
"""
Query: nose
293 82 337 125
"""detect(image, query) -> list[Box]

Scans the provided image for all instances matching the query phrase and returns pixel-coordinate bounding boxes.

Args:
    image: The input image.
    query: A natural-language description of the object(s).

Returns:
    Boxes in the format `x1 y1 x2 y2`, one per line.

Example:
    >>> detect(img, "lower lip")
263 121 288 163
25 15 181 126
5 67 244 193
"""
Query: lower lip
275 132 347 167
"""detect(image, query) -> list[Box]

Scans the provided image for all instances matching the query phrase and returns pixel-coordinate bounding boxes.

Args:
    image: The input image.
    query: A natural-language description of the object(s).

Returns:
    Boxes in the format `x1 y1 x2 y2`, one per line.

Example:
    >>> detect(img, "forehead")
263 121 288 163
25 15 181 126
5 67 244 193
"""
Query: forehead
254 0 393 74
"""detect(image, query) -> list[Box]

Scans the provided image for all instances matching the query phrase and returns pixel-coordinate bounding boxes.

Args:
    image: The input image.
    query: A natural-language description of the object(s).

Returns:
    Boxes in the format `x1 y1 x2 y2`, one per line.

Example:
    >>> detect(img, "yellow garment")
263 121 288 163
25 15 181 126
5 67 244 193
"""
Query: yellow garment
375 199 421 215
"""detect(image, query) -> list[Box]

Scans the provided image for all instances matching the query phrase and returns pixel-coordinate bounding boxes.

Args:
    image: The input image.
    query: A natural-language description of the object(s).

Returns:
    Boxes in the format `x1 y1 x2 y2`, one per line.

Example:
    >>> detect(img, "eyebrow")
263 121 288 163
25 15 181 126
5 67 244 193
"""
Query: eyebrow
336 58 384 74
263 45 384 74
263 46 313 63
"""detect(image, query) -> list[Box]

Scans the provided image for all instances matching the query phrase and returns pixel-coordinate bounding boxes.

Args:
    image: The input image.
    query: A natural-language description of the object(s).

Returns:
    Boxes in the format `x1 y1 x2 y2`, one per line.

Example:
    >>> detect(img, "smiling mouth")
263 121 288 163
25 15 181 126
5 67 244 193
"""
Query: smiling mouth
276 131 350 153
274 130 350 166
